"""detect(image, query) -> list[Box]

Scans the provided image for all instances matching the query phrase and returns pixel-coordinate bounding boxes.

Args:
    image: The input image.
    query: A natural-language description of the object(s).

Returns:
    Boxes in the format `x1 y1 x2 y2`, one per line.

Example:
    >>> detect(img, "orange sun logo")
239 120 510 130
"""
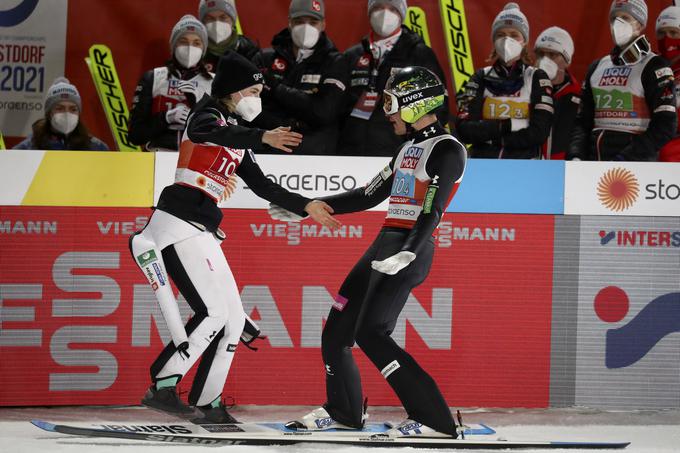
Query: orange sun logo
597 167 639 212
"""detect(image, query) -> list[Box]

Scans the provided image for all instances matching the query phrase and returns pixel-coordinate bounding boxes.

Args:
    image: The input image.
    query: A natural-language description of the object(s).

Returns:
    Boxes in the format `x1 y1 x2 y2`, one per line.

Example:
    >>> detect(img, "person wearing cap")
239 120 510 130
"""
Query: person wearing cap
198 0 259 72
655 5 680 162
275 66 466 437
569 0 676 161
251 0 349 155
130 50 340 422
337 0 448 156
455 2 554 159
534 26 581 160
14 77 109 151
128 15 213 152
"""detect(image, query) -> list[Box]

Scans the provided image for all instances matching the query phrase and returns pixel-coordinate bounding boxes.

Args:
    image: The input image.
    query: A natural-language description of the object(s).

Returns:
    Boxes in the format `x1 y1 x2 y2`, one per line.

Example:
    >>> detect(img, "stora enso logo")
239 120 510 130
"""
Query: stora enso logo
594 286 680 369
597 167 639 212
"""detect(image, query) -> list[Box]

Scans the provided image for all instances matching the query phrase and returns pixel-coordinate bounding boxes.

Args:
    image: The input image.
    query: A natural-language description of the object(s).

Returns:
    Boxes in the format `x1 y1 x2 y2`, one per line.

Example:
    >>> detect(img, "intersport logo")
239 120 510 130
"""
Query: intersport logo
599 229 680 247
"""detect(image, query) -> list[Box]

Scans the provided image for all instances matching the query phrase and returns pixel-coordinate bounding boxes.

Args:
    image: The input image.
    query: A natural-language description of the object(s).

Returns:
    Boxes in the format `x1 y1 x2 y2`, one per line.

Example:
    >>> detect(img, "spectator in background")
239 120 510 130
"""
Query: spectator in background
252 0 348 155
128 15 213 152
655 5 680 162
337 0 448 157
198 0 259 71
14 77 109 151
455 2 553 159
569 0 676 161
534 27 580 160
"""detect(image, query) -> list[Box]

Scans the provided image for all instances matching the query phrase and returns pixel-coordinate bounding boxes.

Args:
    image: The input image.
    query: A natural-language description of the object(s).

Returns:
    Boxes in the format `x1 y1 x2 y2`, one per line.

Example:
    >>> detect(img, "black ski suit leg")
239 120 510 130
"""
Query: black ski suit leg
355 234 456 436
320 234 383 427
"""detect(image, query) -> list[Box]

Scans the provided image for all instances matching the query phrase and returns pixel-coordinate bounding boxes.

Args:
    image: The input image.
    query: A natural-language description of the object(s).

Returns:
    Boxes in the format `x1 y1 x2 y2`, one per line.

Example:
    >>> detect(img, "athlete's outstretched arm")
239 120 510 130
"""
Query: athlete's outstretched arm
318 155 397 215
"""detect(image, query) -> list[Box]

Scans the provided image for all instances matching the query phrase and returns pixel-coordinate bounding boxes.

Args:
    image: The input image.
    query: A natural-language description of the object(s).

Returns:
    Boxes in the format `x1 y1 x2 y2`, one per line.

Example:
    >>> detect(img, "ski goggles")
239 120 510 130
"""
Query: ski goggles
383 86 445 116
618 35 651 65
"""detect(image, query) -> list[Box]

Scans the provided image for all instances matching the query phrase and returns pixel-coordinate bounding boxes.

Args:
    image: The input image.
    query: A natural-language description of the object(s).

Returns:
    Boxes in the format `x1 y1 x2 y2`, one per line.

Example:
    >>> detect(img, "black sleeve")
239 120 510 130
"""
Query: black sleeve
413 43 450 126
319 156 397 214
401 139 466 254
500 68 554 156
186 105 265 149
237 35 260 61
568 60 598 160
128 70 169 146
455 69 507 144
624 56 677 161
236 151 311 216
271 52 350 127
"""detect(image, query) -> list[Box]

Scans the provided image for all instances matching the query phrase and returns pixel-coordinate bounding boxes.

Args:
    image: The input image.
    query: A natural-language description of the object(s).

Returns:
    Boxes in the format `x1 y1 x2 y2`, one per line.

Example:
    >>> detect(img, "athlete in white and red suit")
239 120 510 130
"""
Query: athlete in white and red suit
129 51 339 423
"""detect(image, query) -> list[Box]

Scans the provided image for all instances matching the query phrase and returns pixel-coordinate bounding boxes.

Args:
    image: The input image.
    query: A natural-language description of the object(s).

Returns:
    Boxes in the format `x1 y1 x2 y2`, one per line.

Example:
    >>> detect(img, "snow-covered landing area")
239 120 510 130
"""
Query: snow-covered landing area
1 405 678 452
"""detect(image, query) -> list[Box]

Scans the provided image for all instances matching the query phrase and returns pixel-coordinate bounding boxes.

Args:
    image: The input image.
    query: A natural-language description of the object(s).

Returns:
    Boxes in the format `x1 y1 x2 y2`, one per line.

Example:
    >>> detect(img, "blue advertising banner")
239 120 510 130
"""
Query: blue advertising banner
449 159 565 214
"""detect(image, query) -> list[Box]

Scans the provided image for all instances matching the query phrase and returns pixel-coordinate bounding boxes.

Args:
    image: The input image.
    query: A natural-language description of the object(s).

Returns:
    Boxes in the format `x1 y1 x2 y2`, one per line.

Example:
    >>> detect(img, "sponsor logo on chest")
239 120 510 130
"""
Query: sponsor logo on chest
401 146 424 170
599 67 632 87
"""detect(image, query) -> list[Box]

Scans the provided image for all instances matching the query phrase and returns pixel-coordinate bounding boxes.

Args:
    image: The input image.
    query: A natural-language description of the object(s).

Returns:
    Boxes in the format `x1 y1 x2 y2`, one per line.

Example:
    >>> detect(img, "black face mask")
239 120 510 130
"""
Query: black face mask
612 35 651 65
484 62 525 95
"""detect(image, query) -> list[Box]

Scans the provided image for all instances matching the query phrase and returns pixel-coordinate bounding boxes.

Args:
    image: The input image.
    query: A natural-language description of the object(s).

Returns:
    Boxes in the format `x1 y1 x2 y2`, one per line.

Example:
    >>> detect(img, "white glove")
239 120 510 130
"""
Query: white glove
177 80 199 104
371 251 416 275
268 203 303 222
165 104 190 126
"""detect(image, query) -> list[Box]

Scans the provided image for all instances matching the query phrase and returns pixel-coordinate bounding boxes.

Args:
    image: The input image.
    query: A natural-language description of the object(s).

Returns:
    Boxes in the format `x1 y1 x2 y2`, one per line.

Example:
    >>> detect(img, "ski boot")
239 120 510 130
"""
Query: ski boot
285 406 365 431
141 385 194 415
193 401 240 424
385 419 457 438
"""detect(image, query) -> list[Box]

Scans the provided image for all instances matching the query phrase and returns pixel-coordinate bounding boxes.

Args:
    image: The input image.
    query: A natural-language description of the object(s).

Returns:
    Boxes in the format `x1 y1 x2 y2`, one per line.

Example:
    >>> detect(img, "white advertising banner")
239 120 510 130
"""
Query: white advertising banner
154 153 391 210
564 162 680 216
0 0 68 136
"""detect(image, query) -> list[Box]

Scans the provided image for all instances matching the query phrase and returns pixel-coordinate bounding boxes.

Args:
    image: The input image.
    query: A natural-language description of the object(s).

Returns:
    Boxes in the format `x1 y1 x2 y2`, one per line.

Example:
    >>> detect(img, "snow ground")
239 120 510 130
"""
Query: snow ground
1 405 678 453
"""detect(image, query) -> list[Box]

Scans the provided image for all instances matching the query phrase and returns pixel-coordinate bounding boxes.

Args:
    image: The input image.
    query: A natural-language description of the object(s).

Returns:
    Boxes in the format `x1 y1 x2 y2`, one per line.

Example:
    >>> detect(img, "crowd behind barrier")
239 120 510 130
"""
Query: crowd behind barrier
5 0 680 160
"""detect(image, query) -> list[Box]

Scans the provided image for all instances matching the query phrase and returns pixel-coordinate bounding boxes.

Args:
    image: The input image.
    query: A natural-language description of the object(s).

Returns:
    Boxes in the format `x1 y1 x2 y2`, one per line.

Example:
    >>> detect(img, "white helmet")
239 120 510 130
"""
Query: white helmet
656 6 680 33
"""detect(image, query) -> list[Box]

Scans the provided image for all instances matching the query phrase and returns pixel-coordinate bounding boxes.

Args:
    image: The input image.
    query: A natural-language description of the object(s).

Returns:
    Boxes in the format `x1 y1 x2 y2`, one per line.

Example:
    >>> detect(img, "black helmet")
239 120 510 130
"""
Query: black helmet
383 66 445 123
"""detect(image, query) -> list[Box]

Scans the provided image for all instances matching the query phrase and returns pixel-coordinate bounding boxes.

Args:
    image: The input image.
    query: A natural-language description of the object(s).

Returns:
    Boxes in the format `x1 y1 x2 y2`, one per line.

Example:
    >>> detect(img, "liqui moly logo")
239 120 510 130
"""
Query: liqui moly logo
594 286 680 369
599 67 632 86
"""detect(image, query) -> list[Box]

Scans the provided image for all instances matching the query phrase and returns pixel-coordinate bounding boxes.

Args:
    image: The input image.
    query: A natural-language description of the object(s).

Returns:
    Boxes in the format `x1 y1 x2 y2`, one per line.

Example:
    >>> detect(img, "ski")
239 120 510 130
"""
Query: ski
404 6 432 47
32 419 630 449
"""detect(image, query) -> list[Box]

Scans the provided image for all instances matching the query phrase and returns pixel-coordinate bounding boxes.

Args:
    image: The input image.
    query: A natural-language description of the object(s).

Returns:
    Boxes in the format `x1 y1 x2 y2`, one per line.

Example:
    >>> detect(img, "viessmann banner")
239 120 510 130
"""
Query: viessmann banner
0 206 554 407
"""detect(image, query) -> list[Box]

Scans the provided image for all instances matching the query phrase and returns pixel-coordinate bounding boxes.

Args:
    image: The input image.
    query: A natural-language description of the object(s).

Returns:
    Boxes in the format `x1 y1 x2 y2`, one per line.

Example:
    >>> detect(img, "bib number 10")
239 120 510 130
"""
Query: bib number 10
210 149 238 177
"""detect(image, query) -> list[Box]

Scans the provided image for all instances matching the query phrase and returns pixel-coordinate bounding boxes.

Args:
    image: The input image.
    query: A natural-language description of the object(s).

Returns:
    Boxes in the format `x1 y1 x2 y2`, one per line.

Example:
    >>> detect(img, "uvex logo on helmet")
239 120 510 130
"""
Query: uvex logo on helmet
312 1 321 12
401 92 424 104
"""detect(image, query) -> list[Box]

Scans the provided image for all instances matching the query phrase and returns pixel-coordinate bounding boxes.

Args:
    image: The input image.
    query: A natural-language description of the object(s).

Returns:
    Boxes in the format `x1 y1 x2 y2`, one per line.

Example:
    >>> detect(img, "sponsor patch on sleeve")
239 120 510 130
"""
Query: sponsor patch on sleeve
541 95 554 104
323 78 346 91
655 67 674 79
540 79 552 88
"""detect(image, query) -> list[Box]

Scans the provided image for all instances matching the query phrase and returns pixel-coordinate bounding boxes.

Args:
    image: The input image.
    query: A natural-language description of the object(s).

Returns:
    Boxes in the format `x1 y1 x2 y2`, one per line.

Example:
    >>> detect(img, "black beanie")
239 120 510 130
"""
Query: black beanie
211 51 264 98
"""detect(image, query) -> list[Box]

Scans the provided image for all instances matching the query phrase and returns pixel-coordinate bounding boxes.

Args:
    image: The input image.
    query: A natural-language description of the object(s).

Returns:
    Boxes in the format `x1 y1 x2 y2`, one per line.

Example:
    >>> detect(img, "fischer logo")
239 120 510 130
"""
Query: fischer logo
250 223 363 245
597 167 639 212
594 286 680 369
599 229 680 247
437 222 516 247
599 67 632 86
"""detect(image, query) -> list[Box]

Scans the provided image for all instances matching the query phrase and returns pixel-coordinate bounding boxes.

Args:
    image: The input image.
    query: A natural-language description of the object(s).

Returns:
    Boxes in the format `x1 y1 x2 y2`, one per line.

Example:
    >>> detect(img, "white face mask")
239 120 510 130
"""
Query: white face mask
611 17 634 47
370 9 401 37
234 93 262 122
51 112 79 135
495 37 523 63
174 45 203 68
291 23 320 49
538 57 559 80
206 21 233 44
